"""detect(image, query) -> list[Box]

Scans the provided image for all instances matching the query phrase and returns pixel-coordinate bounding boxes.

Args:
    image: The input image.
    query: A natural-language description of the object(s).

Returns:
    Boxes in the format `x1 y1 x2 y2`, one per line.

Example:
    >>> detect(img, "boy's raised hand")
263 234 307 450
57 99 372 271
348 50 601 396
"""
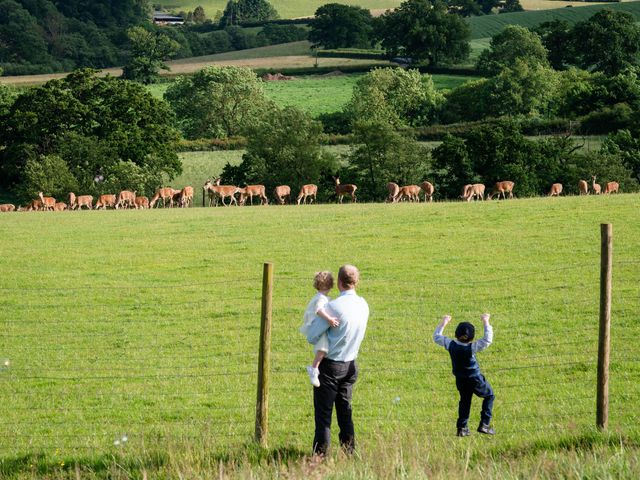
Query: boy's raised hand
441 315 452 325
481 313 491 325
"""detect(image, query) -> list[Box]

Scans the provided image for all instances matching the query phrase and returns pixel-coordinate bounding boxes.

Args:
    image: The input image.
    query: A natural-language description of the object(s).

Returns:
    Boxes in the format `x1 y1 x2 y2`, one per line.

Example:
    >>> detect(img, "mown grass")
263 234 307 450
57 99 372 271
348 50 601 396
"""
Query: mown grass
0 193 639 478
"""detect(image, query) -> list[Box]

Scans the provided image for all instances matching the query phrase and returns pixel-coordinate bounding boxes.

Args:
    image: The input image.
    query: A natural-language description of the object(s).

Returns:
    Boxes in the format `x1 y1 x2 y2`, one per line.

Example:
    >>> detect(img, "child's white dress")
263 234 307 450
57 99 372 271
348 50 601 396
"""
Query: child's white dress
299 292 330 354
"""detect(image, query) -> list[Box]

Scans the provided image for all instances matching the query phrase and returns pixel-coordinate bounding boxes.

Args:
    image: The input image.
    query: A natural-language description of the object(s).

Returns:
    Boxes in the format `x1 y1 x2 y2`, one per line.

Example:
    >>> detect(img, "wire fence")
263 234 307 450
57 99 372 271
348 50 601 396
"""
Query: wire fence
0 257 638 456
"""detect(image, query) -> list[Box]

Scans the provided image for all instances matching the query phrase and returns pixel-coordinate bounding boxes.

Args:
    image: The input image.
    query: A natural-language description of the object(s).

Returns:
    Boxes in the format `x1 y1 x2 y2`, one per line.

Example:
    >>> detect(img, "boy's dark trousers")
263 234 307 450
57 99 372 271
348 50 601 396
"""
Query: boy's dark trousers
313 359 358 455
455 374 494 428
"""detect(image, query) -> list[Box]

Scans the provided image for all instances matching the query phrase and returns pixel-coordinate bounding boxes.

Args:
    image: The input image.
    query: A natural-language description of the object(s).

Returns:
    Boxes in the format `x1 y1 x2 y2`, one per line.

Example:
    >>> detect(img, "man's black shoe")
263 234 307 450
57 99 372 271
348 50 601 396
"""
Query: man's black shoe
477 423 495 435
456 427 470 437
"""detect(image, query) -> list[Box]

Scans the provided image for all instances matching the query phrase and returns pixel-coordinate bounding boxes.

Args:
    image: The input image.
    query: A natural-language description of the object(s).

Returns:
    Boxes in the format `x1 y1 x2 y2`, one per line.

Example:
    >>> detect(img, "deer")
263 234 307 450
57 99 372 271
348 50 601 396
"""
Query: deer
149 187 180 208
396 185 421 202
296 184 318 205
420 181 434 202
53 202 67 211
134 196 149 209
203 179 239 206
94 194 117 209
179 186 194 208
26 199 42 211
548 183 563 197
578 180 589 195
238 185 268 206
273 185 291 205
0 204 15 212
334 177 357 203
487 181 515 200
75 195 93 210
461 184 485 202
117 190 136 209
38 192 56 211
68 192 77 209
591 176 601 195
386 182 400 203
603 181 619 194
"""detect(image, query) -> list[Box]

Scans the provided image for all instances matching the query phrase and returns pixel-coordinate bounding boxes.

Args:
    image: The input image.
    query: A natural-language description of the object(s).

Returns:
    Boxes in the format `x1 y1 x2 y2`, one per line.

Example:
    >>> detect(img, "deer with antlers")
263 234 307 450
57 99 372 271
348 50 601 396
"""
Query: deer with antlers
334 177 357 203
38 192 56 211
273 185 291 205
296 184 318 205
548 183 563 197
487 181 515 200
203 179 239 206
239 185 268 206
591 176 601 195
578 180 589 195
396 185 421 202
604 181 619 194
420 181 434 202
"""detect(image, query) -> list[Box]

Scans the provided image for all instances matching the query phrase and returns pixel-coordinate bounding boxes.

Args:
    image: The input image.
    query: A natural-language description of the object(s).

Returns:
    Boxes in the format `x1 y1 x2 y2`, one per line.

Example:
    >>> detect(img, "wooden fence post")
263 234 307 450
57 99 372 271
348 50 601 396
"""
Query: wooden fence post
597 223 612 430
202 188 206 207
255 262 274 446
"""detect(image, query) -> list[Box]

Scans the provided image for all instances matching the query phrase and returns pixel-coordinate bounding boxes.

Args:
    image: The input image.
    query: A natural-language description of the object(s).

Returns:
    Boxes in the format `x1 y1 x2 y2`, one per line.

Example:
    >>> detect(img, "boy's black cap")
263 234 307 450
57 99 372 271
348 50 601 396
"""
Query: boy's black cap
455 322 475 342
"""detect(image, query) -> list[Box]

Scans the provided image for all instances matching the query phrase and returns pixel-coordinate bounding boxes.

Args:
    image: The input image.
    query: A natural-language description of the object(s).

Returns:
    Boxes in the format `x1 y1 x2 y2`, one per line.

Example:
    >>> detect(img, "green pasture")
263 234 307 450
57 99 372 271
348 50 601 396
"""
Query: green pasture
169 41 313 64
468 1 640 39
0 194 639 478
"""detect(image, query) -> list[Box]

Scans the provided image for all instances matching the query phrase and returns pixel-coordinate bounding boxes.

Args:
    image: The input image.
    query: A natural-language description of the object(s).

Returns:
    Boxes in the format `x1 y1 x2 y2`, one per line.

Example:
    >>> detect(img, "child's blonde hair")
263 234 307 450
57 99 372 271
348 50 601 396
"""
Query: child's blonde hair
313 271 334 291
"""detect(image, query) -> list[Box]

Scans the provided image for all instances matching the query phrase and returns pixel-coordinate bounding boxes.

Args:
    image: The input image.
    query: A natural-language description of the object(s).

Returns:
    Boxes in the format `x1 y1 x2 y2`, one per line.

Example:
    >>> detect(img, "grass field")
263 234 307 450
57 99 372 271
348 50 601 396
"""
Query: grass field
1 193 639 478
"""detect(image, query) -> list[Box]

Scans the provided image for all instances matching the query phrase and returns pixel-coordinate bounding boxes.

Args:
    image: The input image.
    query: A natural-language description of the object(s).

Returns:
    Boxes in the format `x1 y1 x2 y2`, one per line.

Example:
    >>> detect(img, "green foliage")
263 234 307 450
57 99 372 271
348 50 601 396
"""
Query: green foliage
347 120 431 201
220 0 279 26
345 68 444 128
0 69 180 201
601 128 640 181
476 25 549 76
309 3 373 49
193 5 207 23
257 24 308 44
21 154 78 200
164 65 271 139
571 9 640 75
440 78 490 123
122 27 181 84
375 0 471 66
533 20 573 70
237 106 338 195
0 82 16 117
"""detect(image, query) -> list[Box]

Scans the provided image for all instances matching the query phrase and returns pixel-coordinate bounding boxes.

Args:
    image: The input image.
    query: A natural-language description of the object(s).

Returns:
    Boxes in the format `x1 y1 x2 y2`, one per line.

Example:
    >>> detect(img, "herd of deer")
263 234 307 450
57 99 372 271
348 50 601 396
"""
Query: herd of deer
0 175 622 213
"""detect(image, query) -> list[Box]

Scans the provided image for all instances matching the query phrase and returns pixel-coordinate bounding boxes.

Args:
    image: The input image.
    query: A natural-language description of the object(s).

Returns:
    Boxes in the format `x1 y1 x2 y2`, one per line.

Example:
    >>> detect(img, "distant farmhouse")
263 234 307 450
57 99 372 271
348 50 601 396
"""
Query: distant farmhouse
153 11 184 26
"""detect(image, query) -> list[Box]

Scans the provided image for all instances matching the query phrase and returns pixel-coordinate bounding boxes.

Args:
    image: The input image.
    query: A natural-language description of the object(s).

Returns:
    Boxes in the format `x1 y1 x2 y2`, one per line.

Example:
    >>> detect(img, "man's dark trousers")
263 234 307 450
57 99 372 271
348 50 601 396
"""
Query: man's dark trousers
456 374 494 428
313 358 358 455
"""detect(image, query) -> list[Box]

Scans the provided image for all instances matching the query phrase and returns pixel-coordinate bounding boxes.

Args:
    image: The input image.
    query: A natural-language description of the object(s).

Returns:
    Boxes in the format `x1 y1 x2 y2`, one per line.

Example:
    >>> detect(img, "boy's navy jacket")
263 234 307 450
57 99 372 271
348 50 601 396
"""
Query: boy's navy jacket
433 324 493 378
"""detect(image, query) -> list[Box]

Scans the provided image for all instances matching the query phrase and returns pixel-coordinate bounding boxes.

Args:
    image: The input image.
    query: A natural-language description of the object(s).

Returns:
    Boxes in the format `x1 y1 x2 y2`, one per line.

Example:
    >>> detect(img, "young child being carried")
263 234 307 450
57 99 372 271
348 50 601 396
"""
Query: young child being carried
300 271 340 387
433 313 495 437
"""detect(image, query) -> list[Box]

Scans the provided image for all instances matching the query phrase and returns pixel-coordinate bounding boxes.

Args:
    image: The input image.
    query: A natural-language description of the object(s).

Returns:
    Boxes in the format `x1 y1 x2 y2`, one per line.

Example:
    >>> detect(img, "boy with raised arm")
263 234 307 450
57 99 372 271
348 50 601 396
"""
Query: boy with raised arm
433 313 495 437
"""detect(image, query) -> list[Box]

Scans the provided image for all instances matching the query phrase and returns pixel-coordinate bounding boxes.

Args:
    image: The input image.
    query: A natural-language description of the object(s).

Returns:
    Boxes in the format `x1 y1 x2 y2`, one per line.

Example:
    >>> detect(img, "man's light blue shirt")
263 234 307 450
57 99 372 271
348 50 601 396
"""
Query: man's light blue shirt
305 289 369 362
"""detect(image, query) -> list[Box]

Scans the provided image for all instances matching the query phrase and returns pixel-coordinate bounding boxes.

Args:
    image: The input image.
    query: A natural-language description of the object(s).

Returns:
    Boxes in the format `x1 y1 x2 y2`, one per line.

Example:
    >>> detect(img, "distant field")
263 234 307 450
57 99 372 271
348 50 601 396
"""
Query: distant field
469 1 640 38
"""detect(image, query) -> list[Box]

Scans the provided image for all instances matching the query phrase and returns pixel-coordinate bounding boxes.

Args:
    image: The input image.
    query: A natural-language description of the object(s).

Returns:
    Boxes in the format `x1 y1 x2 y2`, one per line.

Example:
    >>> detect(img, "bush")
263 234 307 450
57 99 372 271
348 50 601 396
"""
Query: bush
316 111 353 135
578 103 634 134
21 155 79 201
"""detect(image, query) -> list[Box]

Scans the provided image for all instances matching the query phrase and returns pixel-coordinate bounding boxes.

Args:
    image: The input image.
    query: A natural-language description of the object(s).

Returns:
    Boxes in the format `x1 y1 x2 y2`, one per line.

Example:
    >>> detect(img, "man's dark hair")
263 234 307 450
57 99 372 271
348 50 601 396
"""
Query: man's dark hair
455 322 475 343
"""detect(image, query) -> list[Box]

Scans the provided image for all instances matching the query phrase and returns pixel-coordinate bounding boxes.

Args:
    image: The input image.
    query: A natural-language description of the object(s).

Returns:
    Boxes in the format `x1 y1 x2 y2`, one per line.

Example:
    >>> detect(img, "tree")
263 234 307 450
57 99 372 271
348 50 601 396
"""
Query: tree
233 106 338 195
164 65 272 139
121 26 180 84
219 0 279 26
348 120 431 201
375 0 470 66
0 69 180 200
0 68 16 117
601 129 640 182
345 68 443 128
500 0 523 13
570 9 640 75
193 5 207 23
309 3 373 49
476 25 549 76
533 20 572 70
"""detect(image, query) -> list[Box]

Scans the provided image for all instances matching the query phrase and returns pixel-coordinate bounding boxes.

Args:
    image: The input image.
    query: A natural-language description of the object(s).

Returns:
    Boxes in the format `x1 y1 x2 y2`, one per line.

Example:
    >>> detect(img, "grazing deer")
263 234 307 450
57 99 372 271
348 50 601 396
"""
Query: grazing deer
0 204 15 212
273 185 291 205
461 184 485 202
334 177 357 203
604 181 619 194
26 199 43 211
396 185 421 202
420 181 434 202
487 181 515 200
53 202 67 211
591 176 601 195
134 196 149 209
117 190 136 209
296 184 318 205
149 187 180 208
38 192 56 211
75 195 93 210
94 194 117 209
203 179 239 206
548 183 563 197
179 186 194 208
239 185 268 206
68 192 77 209
578 180 589 195
386 182 400 203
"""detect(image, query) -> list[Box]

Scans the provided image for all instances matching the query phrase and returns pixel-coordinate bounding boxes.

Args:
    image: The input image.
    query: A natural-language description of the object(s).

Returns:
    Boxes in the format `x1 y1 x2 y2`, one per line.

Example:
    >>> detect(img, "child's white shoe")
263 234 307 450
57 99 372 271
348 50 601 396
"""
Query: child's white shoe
307 366 320 387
